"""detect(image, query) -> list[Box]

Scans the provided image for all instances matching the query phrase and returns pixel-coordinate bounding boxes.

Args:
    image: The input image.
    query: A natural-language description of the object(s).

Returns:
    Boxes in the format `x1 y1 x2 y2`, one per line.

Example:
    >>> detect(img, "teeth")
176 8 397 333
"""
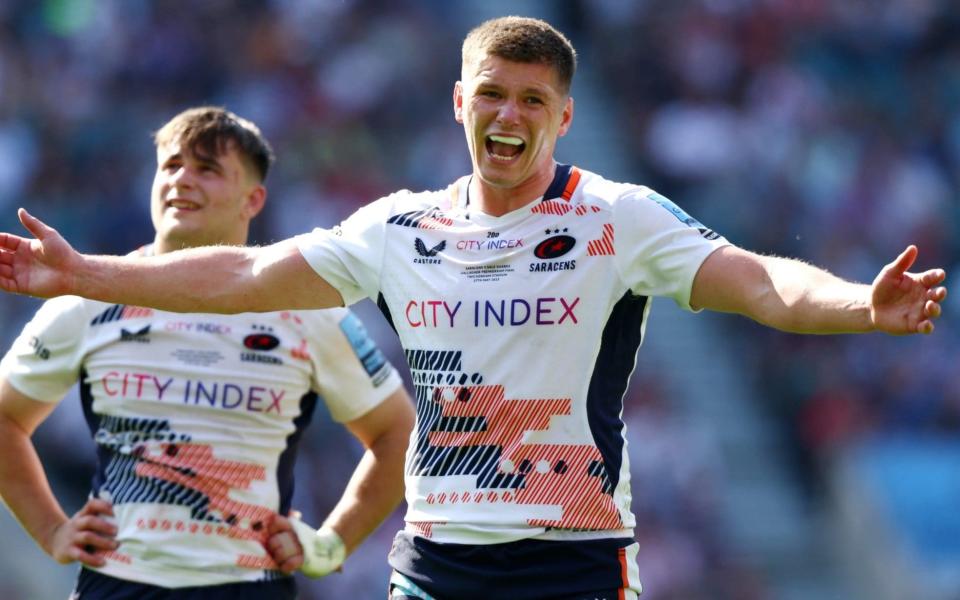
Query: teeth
489 135 523 146
168 200 197 209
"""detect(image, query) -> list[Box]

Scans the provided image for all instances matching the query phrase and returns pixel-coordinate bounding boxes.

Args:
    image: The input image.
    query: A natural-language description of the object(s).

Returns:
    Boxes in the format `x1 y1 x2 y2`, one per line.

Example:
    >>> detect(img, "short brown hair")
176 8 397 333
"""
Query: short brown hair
153 107 274 182
462 16 577 94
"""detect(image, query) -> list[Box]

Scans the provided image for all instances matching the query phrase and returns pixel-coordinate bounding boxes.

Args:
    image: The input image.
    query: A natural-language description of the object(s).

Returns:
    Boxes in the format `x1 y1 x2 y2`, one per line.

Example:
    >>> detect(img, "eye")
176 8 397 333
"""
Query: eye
197 161 221 174
162 159 182 172
525 96 544 105
480 90 501 99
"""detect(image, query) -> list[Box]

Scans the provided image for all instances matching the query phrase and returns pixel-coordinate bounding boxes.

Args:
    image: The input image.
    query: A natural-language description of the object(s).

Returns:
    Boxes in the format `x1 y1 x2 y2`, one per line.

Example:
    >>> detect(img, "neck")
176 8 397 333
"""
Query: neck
469 162 558 217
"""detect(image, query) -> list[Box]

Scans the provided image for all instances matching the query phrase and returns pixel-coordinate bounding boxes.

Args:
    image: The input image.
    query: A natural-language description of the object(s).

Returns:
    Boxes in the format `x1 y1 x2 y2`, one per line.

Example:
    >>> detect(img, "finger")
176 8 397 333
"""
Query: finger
269 533 304 564
81 497 115 517
76 530 119 551
886 245 918 277
76 515 118 537
278 555 304 574
925 300 941 319
267 514 291 536
920 269 947 287
0 232 24 252
17 208 58 242
70 545 108 568
266 534 290 557
929 286 947 302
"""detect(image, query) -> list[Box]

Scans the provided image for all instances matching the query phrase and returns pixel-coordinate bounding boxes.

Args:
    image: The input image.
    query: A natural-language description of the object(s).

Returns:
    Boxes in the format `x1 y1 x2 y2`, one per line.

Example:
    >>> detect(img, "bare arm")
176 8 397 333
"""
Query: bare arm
268 386 415 573
691 245 947 334
0 209 343 312
321 386 414 553
0 379 118 566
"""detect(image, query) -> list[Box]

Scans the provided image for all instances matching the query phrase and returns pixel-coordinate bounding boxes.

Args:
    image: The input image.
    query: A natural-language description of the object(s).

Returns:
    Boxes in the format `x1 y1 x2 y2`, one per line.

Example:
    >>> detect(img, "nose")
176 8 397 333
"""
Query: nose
496 99 521 126
167 165 195 188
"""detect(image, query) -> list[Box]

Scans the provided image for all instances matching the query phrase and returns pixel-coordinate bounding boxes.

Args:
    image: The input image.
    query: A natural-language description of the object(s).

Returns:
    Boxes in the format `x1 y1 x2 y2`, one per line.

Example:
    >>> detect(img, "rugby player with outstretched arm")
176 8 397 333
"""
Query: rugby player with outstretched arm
0 18 946 600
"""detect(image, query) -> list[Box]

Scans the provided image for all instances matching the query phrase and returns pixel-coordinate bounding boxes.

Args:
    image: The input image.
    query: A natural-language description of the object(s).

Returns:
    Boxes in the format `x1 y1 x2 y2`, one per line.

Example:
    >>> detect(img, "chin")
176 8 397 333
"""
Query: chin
479 164 525 187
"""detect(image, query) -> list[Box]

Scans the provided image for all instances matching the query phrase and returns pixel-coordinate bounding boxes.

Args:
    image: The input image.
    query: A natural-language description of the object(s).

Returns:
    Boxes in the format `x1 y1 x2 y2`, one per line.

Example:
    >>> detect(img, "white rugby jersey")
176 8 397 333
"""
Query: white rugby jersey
297 165 729 545
0 279 401 587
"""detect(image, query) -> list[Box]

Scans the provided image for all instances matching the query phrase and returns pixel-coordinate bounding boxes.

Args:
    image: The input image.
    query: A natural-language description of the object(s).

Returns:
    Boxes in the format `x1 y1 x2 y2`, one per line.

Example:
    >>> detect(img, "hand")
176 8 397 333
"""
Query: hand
0 208 78 298
47 497 119 568
266 512 346 578
871 245 947 335
266 513 305 575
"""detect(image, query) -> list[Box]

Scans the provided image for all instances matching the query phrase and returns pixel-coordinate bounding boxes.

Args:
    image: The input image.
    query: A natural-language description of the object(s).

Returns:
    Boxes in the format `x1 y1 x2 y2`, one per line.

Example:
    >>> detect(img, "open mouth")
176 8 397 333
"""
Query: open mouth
486 134 525 162
165 199 201 211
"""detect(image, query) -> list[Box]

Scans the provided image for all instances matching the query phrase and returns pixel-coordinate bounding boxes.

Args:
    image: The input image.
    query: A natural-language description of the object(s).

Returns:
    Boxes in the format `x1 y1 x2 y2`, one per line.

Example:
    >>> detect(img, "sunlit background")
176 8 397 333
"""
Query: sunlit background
0 1 958 599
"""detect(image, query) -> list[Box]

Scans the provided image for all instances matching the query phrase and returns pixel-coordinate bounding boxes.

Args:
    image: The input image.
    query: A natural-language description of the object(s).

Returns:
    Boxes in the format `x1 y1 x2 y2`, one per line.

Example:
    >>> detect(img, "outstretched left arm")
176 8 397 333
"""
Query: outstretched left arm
690 245 947 335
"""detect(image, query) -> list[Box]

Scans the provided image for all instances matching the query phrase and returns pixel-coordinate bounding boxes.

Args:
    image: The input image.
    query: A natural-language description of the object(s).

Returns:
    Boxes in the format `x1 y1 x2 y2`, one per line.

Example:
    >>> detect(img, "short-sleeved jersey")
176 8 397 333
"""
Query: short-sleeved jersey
297 165 728 546
0 287 402 587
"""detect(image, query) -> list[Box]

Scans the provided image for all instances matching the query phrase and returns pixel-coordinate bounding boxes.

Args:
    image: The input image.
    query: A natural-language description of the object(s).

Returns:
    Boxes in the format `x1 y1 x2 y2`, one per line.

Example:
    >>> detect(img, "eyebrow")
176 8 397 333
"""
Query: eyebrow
160 150 223 170
475 80 552 96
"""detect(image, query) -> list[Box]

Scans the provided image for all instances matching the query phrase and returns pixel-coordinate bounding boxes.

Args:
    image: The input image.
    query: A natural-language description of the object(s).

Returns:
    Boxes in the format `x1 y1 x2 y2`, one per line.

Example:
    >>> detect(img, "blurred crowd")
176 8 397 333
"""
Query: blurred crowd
583 0 960 487
0 1 957 598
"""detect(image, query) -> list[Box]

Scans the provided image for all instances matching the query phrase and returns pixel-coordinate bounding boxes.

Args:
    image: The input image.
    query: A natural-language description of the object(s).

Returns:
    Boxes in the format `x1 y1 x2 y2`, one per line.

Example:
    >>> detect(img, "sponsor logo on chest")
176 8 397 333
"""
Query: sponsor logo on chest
404 297 580 329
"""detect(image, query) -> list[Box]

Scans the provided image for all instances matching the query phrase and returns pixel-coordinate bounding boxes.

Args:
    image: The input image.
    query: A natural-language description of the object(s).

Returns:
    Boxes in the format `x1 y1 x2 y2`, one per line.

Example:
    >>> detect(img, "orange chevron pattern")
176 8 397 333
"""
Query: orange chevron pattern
134 443 279 568
427 385 622 530
587 223 615 256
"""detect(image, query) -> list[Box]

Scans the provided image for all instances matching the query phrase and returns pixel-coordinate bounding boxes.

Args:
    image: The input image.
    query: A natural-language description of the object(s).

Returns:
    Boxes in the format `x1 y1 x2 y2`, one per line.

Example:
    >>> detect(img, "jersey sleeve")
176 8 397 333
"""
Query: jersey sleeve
0 296 90 402
304 307 403 423
295 195 399 307
613 187 730 310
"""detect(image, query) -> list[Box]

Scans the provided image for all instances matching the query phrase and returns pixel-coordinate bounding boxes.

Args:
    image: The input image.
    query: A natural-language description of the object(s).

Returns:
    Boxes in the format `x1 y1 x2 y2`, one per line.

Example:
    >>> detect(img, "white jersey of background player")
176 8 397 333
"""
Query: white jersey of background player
0 107 414 599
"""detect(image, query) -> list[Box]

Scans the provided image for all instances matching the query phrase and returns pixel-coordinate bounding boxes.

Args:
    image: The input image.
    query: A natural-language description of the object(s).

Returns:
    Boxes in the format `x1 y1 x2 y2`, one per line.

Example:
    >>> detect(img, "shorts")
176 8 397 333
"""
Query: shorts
388 571 639 600
387 532 641 600
70 568 297 600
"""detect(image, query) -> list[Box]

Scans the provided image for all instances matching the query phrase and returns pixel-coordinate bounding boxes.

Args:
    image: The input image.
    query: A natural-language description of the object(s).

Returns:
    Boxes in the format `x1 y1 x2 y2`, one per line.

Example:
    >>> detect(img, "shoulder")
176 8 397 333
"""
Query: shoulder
31 295 107 330
577 170 681 220
286 306 353 331
374 186 452 214
332 186 455 232
572 170 711 234
574 168 648 211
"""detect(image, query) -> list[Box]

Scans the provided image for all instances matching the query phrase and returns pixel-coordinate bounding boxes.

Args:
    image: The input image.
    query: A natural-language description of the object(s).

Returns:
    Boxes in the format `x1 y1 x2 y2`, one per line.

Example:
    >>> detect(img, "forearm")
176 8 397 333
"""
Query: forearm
0 417 69 556
750 256 874 334
321 433 407 554
74 246 268 313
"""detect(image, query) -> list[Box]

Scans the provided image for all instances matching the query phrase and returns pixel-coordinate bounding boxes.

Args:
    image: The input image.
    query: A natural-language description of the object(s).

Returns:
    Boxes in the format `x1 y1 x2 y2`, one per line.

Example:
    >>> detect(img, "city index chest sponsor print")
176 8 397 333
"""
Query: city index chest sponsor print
404 296 580 329
98 370 287 415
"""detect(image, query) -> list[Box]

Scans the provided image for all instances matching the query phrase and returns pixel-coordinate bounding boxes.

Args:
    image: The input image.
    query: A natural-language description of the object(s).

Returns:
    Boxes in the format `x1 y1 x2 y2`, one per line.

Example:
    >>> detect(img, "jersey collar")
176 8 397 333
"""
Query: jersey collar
459 163 581 211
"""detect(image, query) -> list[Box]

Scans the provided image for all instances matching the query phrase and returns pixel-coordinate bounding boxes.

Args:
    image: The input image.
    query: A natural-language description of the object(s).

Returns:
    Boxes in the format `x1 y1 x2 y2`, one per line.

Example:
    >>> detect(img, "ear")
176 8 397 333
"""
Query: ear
243 185 267 220
453 81 464 124
557 96 574 137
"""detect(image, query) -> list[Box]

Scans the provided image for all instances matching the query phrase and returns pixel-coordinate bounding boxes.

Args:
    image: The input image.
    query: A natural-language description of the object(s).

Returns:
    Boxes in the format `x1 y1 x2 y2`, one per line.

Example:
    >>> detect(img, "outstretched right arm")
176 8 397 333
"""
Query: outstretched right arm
0 209 343 313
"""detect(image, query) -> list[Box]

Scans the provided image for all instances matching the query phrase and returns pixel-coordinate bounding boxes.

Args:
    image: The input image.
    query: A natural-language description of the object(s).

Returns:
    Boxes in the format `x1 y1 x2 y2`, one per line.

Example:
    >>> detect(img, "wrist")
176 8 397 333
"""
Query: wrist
40 517 68 557
289 517 346 578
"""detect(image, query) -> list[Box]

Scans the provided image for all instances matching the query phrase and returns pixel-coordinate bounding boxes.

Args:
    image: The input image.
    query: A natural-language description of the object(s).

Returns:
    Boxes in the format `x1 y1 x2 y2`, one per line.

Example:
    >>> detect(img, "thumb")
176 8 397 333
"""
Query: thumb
885 245 918 278
18 208 55 241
